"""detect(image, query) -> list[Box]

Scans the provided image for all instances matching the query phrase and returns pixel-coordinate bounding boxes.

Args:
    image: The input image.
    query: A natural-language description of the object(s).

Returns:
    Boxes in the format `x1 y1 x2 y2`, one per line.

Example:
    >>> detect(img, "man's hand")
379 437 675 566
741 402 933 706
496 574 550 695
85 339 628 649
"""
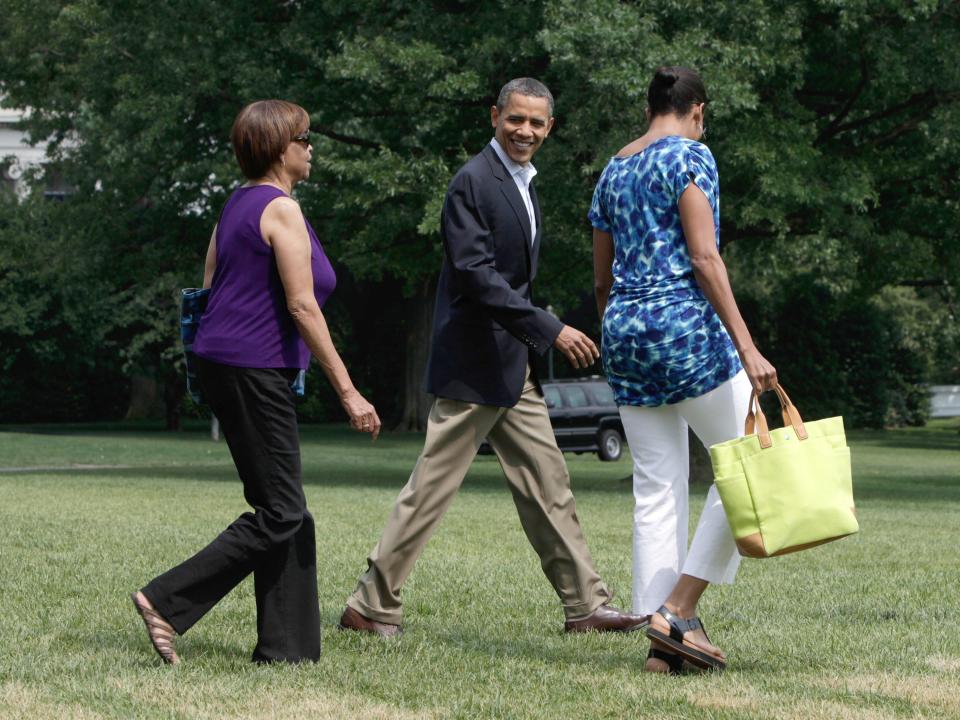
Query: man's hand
553 325 600 369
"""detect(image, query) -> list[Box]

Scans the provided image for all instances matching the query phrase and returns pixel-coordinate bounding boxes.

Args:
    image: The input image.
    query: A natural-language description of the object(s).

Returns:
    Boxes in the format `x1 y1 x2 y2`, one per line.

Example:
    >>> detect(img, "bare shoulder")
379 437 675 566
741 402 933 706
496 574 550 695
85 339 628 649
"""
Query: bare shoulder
261 196 307 248
616 137 648 158
263 196 304 226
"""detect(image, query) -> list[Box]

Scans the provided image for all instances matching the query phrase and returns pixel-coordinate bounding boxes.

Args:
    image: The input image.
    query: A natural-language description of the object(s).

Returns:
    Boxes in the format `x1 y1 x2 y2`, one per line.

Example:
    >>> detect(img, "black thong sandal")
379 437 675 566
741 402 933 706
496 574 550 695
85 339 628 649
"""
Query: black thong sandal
645 605 725 671
646 646 685 675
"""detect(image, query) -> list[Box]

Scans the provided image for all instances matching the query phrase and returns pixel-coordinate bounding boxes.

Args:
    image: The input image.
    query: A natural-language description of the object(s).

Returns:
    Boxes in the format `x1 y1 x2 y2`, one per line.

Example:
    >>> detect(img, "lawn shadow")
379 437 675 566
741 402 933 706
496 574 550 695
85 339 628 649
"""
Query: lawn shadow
11 454 958 505
33 463 537 497
847 427 960 453
849 476 960 504
27 460 639 497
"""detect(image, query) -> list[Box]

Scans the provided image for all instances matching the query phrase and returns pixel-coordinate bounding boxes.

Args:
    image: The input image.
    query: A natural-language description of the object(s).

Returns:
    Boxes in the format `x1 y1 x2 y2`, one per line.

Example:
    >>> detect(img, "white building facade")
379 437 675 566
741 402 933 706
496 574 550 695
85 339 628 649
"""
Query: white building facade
930 386 960 418
0 103 71 199
0 105 45 197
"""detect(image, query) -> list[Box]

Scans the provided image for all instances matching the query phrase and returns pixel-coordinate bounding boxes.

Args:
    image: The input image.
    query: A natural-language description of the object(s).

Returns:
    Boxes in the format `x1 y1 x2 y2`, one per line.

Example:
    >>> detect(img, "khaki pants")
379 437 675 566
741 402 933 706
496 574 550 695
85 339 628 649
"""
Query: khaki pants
348 367 611 623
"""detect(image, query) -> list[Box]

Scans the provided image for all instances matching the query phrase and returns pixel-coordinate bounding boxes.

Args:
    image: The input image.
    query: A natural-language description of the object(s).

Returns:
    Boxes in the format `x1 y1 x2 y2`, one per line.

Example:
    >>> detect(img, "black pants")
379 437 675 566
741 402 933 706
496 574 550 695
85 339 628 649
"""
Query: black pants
142 357 321 663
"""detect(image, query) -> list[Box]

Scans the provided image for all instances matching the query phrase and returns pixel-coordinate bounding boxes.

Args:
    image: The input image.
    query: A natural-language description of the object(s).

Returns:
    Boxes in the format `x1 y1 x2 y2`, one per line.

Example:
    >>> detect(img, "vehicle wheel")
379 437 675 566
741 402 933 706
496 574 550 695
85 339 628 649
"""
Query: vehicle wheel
597 429 623 462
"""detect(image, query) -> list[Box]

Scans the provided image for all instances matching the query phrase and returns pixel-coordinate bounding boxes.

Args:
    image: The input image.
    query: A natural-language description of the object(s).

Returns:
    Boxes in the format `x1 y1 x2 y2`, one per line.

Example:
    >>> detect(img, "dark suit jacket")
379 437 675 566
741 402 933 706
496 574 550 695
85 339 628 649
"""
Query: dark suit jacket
425 143 564 407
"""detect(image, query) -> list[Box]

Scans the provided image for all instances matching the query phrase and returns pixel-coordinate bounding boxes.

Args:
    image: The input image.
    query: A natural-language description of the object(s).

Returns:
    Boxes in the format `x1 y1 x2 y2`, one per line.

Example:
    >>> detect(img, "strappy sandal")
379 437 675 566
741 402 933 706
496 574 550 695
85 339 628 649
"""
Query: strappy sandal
646 646 686 675
130 591 180 665
645 605 725 671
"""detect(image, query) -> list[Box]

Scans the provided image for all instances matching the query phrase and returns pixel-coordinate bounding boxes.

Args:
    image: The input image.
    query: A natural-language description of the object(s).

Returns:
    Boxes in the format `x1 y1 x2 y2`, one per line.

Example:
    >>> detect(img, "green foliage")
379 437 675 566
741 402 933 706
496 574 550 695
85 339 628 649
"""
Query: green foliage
542 0 960 422
0 193 127 421
739 273 932 428
0 0 957 425
298 0 548 293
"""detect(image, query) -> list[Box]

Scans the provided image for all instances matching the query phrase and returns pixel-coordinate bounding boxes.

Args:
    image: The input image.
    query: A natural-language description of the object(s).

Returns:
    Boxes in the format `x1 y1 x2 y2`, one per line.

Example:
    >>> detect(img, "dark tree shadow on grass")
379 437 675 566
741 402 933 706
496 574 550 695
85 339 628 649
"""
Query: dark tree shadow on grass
12 457 959 505
846 421 960 450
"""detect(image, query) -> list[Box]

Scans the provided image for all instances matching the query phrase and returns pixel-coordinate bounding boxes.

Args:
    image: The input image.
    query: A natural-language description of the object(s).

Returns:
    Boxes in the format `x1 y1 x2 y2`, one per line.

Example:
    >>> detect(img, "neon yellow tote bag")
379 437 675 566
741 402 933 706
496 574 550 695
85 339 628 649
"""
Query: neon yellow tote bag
709 385 859 558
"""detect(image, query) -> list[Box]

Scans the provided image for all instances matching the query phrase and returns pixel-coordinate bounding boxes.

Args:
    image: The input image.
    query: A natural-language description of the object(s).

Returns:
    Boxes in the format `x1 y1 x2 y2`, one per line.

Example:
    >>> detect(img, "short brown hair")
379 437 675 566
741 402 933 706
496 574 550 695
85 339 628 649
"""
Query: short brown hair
230 100 309 179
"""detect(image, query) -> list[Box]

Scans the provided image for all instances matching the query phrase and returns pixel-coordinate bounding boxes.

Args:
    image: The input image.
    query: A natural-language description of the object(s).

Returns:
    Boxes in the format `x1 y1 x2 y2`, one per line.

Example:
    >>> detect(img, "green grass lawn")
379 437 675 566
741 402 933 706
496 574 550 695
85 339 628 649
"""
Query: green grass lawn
0 419 958 719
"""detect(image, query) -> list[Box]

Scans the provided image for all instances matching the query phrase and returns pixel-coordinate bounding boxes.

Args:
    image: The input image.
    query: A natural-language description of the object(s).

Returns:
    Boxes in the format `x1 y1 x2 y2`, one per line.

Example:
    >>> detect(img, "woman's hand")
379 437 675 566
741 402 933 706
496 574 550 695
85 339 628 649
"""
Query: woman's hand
340 388 381 441
739 346 778 393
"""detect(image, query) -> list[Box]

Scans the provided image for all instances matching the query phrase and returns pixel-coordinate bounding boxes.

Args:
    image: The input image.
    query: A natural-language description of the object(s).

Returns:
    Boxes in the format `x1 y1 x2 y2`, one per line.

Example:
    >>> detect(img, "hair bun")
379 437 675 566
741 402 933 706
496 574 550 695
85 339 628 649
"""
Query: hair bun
646 66 707 119
655 69 679 88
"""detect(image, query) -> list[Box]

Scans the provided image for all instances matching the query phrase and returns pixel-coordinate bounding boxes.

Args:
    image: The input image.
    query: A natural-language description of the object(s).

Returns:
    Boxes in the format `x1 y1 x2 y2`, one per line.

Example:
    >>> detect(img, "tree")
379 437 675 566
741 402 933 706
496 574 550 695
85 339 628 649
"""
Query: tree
1 0 957 429
0 0 555 428
539 0 959 425
1 1 282 425
0 191 127 421
290 1 556 427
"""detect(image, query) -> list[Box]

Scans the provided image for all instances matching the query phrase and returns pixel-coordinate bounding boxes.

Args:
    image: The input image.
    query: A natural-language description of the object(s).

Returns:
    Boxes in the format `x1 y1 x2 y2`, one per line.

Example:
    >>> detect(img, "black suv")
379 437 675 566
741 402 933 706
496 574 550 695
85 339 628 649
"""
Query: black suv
480 377 627 462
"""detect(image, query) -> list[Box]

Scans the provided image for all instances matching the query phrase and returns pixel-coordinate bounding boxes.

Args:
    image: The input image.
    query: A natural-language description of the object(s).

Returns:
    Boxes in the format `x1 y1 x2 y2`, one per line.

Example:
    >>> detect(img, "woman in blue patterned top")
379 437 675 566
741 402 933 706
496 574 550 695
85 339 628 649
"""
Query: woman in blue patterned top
590 67 777 674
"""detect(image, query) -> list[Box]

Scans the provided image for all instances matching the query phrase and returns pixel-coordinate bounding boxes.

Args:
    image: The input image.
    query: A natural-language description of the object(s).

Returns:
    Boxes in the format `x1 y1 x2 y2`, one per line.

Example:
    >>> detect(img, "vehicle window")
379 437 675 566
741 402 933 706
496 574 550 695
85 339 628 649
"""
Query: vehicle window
562 386 589 408
589 383 616 407
543 386 562 409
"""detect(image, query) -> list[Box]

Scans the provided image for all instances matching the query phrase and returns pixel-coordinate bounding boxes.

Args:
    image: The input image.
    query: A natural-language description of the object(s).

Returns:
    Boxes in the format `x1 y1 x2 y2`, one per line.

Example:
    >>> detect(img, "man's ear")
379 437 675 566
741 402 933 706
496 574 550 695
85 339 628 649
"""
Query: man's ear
490 105 499 128
544 117 556 137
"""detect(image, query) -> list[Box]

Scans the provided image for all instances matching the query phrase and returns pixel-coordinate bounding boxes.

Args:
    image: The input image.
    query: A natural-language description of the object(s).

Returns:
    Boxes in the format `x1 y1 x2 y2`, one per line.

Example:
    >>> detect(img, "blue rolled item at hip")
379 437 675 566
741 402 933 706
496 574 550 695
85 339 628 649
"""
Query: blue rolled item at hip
179 287 305 405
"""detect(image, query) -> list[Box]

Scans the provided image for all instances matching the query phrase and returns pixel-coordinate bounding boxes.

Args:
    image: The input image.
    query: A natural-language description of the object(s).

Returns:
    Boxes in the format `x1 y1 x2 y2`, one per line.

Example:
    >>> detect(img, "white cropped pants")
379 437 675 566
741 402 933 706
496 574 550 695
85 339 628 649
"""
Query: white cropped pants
620 369 752 616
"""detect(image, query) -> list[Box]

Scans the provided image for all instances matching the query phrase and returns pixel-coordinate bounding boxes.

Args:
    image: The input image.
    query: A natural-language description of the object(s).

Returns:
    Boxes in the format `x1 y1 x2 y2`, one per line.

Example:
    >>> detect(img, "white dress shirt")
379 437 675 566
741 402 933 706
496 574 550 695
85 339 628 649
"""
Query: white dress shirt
490 138 537 244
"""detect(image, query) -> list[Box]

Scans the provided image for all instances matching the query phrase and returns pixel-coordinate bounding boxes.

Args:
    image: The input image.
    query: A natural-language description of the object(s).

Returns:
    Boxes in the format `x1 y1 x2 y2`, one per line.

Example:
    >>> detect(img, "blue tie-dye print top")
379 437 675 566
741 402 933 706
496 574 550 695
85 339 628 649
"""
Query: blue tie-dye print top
588 135 742 407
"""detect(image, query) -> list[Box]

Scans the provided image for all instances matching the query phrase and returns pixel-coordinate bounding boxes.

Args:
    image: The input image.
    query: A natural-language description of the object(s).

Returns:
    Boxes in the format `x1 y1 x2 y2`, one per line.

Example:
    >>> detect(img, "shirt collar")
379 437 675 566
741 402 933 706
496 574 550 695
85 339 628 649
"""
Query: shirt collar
490 138 537 184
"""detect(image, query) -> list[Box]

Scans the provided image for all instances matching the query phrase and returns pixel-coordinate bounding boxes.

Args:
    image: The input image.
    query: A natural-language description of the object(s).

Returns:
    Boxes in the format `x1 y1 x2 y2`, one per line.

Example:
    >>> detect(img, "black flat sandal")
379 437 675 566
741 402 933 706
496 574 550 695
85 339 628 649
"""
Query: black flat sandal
646 646 685 675
645 605 725 671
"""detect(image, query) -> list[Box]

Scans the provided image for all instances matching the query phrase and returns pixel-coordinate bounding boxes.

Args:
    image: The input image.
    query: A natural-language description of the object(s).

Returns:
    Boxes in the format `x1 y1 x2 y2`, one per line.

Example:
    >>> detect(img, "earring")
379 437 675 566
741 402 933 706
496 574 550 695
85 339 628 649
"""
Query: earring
281 156 286 168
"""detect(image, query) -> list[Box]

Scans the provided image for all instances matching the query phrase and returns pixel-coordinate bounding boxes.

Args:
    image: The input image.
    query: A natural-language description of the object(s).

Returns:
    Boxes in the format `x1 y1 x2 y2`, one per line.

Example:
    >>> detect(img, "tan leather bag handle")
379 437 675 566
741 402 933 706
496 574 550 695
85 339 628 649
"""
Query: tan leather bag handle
745 383 809 449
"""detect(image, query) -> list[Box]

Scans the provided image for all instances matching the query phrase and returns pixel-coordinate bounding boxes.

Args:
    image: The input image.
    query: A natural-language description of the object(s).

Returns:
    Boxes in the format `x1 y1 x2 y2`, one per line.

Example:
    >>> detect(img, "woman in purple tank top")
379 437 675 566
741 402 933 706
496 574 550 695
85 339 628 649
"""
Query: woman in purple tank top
131 100 380 665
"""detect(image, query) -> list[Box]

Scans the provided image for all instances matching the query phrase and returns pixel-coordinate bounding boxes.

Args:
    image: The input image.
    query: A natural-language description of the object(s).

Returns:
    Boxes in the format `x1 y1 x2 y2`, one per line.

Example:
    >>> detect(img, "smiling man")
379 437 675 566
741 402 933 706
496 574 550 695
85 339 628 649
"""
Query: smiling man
339 78 647 637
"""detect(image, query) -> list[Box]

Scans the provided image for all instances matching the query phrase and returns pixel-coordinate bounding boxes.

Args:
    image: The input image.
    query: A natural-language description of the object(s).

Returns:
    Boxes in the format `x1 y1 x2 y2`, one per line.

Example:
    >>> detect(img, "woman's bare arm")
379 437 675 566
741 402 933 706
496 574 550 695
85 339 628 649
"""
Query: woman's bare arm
262 197 381 438
679 184 777 392
593 228 615 322
202 226 217 289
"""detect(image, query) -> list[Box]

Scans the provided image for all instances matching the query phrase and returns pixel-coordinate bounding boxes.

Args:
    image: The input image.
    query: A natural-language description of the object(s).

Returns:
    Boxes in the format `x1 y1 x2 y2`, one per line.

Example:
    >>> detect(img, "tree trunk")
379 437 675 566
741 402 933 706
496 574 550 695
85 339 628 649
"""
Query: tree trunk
164 368 184 431
125 374 162 420
396 278 436 431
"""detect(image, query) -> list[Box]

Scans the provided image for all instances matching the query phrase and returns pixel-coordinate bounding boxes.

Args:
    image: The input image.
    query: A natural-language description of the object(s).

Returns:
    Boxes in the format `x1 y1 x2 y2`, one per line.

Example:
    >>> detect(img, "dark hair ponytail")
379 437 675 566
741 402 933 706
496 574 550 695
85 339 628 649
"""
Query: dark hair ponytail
647 66 708 118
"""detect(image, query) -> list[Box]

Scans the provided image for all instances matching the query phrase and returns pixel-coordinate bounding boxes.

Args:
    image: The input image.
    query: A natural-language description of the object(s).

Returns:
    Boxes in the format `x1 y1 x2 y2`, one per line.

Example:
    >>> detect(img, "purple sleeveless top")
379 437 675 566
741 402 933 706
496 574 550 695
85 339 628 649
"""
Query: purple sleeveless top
194 185 336 369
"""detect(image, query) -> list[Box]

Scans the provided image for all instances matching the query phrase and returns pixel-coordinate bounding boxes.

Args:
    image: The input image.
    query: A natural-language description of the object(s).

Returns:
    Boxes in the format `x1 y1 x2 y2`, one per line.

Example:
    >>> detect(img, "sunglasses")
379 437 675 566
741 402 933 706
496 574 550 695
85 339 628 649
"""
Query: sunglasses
290 131 312 147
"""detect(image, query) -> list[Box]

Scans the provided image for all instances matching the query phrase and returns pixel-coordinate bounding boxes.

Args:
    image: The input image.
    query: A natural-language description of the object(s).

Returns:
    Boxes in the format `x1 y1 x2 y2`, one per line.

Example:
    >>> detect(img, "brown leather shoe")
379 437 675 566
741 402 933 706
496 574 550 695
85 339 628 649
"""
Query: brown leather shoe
564 604 650 633
337 606 402 638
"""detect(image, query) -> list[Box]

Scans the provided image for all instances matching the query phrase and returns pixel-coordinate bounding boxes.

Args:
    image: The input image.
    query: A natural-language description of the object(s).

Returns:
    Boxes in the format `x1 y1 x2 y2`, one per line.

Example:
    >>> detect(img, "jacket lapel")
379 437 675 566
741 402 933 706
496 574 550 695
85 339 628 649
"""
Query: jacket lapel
529 181 542 276
485 145 534 249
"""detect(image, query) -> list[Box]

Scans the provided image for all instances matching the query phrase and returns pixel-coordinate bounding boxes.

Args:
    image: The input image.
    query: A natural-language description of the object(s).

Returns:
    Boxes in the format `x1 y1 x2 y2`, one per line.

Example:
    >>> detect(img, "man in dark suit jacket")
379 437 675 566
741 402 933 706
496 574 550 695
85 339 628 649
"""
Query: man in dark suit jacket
340 79 646 636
